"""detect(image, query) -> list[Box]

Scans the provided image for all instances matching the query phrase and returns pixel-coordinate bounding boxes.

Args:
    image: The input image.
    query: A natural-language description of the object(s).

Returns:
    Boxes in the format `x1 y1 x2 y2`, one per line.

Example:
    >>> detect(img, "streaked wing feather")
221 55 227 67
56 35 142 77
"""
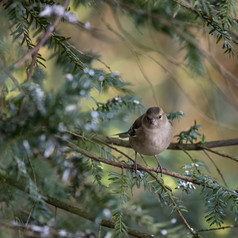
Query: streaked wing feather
117 114 143 138
128 115 143 137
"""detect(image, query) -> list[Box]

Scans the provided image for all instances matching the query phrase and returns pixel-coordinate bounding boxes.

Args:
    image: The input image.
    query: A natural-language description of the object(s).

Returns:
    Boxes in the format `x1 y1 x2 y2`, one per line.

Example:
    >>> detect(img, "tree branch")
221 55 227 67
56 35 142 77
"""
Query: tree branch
105 0 238 86
103 136 238 163
145 169 196 236
203 150 227 186
63 132 238 179
202 146 238 162
15 0 70 68
64 139 205 186
197 224 238 232
104 136 238 150
0 60 26 96
0 170 155 238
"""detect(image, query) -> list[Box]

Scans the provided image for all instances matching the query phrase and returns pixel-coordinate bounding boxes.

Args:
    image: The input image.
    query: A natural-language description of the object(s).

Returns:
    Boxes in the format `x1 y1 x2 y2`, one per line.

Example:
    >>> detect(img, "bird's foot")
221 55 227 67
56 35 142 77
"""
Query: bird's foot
154 155 163 177
133 161 138 172
156 163 163 177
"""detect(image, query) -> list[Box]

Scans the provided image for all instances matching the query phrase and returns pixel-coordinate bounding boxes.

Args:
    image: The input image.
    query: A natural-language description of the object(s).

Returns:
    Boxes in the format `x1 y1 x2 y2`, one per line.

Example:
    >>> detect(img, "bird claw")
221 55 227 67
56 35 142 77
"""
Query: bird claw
156 164 163 177
154 155 163 177
133 161 138 172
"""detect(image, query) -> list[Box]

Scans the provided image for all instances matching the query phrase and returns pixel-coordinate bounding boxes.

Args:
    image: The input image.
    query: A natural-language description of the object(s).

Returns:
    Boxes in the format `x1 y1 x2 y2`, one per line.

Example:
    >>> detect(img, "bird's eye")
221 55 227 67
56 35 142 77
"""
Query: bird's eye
158 115 163 119
146 116 150 121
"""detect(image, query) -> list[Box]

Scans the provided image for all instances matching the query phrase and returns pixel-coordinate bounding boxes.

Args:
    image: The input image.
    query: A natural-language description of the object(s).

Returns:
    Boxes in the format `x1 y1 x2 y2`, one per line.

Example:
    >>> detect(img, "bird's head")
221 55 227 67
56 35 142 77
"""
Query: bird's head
143 107 166 128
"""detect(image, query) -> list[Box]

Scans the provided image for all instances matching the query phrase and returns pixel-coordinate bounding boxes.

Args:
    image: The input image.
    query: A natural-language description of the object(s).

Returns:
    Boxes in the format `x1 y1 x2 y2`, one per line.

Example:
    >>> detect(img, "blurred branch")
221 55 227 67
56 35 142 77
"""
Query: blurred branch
112 9 187 71
202 146 238 163
174 0 238 31
205 66 238 111
104 18 159 105
105 0 238 86
15 0 70 68
46 196 154 238
181 148 200 173
197 224 238 232
203 150 227 186
0 171 155 238
67 131 134 162
173 0 195 11
109 9 238 129
0 60 26 96
1 221 62 237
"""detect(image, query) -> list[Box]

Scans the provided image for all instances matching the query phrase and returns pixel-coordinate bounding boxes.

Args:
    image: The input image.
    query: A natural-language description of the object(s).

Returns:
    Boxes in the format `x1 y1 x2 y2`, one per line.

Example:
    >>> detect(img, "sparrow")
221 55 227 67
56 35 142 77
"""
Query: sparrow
117 107 173 176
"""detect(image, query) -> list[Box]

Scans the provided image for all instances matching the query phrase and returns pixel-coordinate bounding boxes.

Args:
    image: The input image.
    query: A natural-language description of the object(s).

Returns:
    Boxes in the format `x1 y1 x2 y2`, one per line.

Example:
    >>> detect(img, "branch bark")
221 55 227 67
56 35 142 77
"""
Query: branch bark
103 137 238 163
197 224 238 232
104 136 238 150
65 140 205 186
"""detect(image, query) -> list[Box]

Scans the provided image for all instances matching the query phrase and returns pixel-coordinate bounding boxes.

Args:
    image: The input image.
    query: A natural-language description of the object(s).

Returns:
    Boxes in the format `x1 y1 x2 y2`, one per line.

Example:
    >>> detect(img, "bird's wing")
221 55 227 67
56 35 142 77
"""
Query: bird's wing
117 114 143 138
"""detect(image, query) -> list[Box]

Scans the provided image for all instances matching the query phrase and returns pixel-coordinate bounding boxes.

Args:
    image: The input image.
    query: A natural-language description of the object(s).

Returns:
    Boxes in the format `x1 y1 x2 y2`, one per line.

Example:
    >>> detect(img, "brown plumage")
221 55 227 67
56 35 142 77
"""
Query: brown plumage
117 107 173 176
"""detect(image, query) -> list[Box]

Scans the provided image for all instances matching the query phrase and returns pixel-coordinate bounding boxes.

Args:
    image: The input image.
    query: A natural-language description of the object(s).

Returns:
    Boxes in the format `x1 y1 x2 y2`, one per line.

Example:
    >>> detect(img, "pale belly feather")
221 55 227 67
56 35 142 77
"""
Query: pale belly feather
129 125 173 156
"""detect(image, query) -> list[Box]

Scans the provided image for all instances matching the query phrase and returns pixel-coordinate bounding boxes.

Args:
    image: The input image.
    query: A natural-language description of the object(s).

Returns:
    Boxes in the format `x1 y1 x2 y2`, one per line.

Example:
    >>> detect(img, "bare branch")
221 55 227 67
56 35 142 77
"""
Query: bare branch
0 60 26 96
203 150 227 186
66 131 238 163
197 224 238 232
47 196 155 238
105 0 238 86
202 145 238 162
64 139 206 186
104 136 238 151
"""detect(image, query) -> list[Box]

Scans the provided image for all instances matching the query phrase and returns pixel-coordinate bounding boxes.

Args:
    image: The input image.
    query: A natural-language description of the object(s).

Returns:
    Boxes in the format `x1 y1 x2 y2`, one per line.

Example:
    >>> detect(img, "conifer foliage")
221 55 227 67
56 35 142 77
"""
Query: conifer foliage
0 1 238 237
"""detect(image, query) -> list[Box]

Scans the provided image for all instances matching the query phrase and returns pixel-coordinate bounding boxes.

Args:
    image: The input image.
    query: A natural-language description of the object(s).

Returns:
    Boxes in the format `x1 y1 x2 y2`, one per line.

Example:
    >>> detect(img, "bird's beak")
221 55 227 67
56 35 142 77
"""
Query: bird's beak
151 118 156 125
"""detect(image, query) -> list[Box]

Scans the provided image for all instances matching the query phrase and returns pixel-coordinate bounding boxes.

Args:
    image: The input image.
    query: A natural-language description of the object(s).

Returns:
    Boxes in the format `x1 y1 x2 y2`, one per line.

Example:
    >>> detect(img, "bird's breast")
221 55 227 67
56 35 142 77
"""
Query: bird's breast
129 124 173 156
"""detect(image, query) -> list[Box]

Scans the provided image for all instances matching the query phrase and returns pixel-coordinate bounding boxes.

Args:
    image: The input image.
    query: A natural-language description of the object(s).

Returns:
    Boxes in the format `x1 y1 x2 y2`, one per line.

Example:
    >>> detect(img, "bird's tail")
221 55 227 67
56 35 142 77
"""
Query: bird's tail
114 132 129 138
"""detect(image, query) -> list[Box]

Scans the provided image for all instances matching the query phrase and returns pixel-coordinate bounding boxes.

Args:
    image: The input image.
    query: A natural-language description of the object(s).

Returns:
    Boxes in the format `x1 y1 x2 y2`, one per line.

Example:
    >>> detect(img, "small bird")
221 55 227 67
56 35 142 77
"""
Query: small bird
117 107 173 176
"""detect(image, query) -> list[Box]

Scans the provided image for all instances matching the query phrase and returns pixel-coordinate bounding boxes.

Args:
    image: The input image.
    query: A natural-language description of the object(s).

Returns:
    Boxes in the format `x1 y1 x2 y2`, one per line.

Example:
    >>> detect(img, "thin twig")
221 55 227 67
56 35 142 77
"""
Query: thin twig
0 60 26 96
202 146 238 163
112 7 187 71
111 12 161 105
95 137 134 162
205 66 238 113
105 0 238 86
203 150 228 186
145 169 197 236
181 147 200 174
23 146 37 187
15 0 70 68
25 205 35 227
26 52 38 81
109 9 238 130
65 130 134 163
104 17 159 106
197 224 238 232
